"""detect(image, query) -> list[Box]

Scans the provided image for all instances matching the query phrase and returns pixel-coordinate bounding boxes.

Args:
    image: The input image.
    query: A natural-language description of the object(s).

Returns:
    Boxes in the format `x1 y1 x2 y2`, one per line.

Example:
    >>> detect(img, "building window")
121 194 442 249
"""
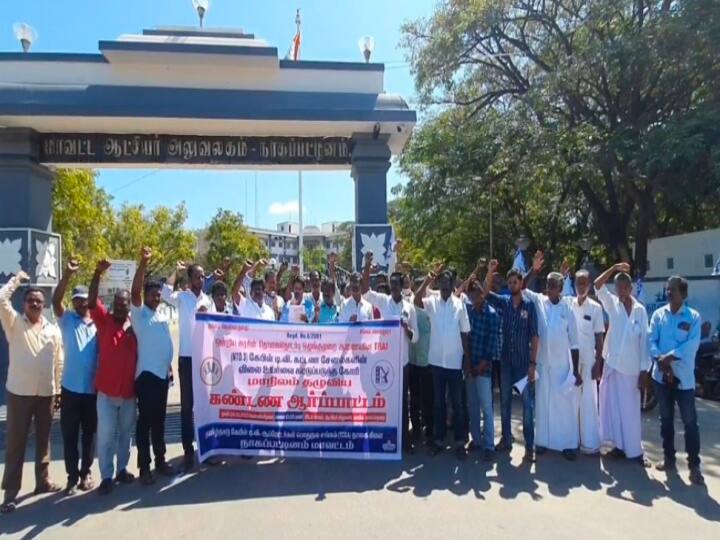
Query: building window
666 257 674 270
704 254 714 268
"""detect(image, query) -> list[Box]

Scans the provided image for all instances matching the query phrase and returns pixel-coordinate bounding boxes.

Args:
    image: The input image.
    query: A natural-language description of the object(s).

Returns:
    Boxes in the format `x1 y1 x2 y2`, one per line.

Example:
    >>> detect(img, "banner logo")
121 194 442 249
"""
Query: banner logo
200 357 222 386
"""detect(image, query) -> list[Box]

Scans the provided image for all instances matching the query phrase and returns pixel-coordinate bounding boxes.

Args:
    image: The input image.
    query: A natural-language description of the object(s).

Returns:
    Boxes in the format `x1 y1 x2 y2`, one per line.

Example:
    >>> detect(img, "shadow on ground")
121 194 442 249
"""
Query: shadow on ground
1 399 719 538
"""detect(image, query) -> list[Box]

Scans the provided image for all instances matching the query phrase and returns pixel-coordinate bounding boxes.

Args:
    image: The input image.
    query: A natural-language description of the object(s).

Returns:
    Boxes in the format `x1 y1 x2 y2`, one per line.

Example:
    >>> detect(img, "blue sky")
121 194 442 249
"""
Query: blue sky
2 0 435 230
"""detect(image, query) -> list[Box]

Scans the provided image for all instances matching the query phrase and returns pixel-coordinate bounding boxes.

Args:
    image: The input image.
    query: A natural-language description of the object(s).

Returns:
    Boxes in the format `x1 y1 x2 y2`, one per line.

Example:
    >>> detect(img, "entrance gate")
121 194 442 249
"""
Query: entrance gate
0 26 416 390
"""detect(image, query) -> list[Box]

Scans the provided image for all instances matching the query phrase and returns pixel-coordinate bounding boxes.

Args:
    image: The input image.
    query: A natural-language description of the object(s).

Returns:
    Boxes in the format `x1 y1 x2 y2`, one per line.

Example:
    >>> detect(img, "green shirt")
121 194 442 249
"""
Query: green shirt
410 308 431 367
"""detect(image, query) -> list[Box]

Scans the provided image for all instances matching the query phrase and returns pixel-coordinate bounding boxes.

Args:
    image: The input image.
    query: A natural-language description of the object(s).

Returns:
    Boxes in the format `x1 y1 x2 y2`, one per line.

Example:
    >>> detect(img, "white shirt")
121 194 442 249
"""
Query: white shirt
364 290 419 365
235 296 276 321
338 297 374 323
567 296 605 364
523 290 579 367
161 285 212 357
596 285 650 375
421 293 471 370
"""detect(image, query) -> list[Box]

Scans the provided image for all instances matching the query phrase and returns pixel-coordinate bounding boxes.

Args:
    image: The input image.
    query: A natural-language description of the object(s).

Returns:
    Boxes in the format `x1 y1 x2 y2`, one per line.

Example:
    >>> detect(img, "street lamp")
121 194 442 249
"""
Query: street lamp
192 0 210 28
13 23 37 53
358 35 375 63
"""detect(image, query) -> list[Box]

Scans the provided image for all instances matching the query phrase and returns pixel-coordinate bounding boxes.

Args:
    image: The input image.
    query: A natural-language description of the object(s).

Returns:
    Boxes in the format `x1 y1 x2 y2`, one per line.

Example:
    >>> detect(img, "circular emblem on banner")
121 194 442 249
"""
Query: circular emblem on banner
200 357 222 386
371 360 394 391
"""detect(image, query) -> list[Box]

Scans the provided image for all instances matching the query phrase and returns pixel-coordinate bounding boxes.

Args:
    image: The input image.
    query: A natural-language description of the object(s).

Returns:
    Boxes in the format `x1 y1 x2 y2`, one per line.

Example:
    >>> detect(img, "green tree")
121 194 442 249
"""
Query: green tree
402 0 720 273
51 169 113 286
301 245 328 273
202 209 267 275
106 203 197 278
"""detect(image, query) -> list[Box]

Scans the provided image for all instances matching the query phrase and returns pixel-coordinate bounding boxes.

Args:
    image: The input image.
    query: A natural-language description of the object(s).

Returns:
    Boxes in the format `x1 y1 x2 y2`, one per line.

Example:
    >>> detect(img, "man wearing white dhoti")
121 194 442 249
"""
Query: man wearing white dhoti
564 269 605 454
524 253 582 460
594 263 651 466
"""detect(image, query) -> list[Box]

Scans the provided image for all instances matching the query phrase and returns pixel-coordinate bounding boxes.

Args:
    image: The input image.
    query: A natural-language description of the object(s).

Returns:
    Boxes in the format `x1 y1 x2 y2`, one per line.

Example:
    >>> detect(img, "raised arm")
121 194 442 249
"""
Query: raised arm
523 250 544 291
0 271 28 333
361 251 373 294
88 259 111 310
413 271 434 309
131 247 152 307
231 259 254 305
594 262 630 291
52 258 79 318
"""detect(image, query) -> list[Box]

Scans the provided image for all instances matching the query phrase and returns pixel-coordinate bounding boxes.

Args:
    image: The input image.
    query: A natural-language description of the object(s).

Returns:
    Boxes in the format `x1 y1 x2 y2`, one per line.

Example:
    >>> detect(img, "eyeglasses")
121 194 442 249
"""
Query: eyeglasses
25 299 43 306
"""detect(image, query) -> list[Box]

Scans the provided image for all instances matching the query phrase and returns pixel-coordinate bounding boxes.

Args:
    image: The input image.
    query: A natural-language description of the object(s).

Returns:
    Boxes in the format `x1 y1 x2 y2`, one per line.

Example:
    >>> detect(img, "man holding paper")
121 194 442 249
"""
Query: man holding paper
485 261 539 463
563 268 605 454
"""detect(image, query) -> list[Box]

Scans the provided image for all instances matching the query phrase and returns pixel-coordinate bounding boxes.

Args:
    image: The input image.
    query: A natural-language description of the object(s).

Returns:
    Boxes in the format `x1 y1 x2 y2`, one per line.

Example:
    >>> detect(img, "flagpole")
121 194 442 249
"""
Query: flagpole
298 170 304 274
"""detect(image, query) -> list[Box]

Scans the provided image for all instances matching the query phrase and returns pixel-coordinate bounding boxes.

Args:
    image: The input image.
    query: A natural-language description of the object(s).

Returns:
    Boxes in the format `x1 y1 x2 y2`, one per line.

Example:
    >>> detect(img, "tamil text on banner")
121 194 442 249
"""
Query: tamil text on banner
192 314 403 460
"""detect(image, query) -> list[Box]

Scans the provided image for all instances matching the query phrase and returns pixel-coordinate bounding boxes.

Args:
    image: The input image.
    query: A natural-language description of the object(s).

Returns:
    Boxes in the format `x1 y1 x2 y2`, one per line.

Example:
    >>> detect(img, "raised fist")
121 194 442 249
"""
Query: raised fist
96 259 112 273
66 258 80 273
141 247 152 261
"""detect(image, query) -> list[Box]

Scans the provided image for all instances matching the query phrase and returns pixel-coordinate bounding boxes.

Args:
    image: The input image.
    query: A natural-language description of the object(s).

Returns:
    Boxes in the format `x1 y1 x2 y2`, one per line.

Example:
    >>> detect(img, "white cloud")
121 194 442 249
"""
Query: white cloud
268 200 306 216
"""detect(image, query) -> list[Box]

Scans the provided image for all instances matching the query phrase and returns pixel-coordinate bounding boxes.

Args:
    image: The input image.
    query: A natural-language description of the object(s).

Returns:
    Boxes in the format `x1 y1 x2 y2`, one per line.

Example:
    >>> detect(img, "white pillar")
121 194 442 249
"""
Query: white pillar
298 170 304 273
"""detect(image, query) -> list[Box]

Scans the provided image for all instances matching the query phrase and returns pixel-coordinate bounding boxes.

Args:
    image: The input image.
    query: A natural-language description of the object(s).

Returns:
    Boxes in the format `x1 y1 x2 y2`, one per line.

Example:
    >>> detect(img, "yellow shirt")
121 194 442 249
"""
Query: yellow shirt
0 276 64 396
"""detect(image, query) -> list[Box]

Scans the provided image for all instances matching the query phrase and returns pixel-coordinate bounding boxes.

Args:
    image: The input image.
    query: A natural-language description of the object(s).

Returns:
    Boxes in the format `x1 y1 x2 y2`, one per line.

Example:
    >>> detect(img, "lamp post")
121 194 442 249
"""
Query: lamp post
192 0 210 28
13 23 37 53
358 36 375 63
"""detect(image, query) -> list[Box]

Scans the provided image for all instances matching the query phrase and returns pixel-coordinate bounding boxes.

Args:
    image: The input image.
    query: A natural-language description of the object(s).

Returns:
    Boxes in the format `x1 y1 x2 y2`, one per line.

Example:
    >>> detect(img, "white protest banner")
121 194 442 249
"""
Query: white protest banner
192 313 403 460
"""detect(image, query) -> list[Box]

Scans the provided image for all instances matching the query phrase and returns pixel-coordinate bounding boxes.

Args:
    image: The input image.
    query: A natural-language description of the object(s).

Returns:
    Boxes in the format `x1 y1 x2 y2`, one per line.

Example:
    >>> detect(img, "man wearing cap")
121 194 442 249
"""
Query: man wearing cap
52 259 99 494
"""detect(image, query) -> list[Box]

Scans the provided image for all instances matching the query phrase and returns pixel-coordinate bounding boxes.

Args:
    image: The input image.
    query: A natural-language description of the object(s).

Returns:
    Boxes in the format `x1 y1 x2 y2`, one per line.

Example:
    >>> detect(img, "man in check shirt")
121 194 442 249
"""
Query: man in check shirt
88 260 138 494
362 253 419 452
414 268 471 459
594 262 651 466
162 261 212 472
1 271 63 513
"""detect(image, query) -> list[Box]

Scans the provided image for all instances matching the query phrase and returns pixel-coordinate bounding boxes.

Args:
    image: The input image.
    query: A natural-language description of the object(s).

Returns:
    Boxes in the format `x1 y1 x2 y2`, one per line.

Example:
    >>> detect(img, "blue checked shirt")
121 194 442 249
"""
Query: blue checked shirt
465 301 502 373
486 292 538 382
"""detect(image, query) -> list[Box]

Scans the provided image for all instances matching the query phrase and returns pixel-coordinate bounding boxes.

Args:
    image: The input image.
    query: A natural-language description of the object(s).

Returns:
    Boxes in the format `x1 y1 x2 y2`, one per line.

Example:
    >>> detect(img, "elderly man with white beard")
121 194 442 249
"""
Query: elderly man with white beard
524 252 582 460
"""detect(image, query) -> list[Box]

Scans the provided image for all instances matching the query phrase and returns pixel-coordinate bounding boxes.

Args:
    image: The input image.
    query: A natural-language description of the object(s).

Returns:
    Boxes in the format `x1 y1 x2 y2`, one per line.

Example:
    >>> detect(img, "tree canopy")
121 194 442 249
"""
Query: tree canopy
202 209 268 274
397 0 720 274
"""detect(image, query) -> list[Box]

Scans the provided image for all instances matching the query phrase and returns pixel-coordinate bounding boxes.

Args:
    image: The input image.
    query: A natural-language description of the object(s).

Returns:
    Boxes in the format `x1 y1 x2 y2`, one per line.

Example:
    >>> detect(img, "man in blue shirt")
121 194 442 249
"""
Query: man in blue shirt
464 280 502 461
131 247 176 485
52 260 98 495
486 261 539 463
648 275 704 485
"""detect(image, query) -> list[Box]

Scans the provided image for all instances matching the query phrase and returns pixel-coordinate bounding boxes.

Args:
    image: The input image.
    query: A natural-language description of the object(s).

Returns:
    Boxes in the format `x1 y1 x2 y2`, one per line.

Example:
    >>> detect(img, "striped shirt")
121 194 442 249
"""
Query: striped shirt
465 302 502 371
486 292 538 381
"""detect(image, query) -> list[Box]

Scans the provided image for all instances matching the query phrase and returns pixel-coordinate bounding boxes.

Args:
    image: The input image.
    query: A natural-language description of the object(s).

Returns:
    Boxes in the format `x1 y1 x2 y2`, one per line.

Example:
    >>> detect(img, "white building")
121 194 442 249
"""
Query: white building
642 228 720 329
247 221 349 265
646 228 720 278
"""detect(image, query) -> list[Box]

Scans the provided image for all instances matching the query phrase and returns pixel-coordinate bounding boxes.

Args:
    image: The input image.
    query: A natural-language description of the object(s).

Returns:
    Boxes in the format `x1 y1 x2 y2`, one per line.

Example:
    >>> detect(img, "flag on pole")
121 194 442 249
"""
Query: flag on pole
289 8 302 61
512 249 527 273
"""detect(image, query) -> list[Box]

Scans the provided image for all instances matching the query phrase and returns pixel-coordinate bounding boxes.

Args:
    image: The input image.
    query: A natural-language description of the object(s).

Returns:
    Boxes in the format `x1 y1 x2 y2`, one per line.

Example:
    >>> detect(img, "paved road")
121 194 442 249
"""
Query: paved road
0 396 718 539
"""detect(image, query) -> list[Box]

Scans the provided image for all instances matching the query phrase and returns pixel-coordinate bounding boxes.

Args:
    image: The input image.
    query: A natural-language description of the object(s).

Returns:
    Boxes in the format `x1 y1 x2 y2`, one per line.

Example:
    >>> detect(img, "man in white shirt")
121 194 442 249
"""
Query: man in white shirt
162 262 212 472
564 269 605 454
414 269 471 459
130 247 177 485
524 257 581 460
362 255 419 452
234 277 277 321
594 262 651 466
338 273 373 323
